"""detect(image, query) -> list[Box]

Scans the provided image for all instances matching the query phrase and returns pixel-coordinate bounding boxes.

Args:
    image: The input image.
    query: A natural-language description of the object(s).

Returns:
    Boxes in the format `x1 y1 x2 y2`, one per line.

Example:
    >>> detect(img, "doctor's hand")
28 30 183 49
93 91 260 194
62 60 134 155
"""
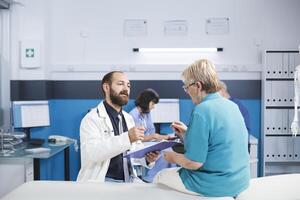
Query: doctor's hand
128 127 145 143
171 121 187 136
145 151 160 163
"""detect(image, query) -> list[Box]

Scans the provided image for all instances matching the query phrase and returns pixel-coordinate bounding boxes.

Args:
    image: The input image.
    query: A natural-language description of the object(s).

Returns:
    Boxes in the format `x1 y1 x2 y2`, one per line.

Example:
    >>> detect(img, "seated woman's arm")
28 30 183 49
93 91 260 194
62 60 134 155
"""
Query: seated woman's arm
143 133 172 142
163 151 203 170
143 134 157 142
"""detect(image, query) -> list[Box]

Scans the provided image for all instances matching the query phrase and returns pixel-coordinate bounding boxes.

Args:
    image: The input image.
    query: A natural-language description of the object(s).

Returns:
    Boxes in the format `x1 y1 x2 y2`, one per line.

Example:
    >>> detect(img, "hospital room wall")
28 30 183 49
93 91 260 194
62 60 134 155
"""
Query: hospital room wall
5 0 300 81
2 0 299 126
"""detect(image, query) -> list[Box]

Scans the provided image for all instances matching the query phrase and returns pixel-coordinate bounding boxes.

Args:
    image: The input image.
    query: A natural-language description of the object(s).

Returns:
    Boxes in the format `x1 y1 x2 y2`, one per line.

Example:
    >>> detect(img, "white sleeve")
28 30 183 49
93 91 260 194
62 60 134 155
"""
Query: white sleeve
80 114 131 163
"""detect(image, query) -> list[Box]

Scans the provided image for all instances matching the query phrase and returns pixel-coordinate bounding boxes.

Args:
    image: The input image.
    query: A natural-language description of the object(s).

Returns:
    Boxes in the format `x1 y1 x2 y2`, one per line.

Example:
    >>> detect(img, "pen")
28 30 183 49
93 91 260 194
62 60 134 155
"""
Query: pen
170 122 181 132
167 134 180 141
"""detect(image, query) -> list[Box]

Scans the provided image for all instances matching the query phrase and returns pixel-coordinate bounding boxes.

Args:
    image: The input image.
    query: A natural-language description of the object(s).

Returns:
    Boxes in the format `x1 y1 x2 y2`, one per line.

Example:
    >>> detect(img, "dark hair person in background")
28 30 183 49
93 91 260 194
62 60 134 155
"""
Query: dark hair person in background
130 88 171 142
130 88 174 182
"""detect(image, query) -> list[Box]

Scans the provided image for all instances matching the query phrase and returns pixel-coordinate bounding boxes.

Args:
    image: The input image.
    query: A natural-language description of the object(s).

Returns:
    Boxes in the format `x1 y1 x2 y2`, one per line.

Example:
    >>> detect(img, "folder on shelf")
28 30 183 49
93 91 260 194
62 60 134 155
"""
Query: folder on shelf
124 141 181 159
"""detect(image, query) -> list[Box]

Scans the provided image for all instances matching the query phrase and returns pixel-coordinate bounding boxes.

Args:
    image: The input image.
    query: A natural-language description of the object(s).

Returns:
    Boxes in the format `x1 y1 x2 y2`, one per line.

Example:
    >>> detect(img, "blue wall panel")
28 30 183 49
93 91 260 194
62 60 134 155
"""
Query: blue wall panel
39 151 65 180
49 99 100 180
241 100 261 139
30 98 261 180
179 100 195 125
30 99 100 180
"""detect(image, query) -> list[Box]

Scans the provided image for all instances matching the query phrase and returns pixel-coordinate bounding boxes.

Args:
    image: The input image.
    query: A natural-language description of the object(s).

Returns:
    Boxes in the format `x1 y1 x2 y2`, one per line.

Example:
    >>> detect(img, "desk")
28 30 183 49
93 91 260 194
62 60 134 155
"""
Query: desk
0 141 73 198
0 140 73 180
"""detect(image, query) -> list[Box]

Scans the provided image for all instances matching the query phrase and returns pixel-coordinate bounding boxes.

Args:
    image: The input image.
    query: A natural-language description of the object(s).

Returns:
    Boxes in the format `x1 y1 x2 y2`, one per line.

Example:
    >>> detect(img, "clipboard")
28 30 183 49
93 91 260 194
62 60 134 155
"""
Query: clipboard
124 141 181 159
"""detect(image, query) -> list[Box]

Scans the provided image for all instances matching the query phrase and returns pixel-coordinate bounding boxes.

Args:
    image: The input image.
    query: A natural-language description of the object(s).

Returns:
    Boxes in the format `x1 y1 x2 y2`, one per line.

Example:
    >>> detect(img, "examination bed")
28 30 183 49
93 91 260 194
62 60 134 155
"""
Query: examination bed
2 174 300 200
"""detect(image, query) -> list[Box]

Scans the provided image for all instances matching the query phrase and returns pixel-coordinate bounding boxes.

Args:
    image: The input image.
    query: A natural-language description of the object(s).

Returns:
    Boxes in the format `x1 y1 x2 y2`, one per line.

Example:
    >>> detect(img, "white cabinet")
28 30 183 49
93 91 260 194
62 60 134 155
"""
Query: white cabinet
249 135 258 178
262 50 300 176
0 158 33 198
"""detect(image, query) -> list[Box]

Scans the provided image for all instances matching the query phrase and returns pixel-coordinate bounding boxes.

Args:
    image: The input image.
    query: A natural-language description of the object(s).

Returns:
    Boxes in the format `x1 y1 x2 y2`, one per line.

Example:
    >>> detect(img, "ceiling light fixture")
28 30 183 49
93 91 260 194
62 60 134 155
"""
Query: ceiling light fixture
132 48 223 52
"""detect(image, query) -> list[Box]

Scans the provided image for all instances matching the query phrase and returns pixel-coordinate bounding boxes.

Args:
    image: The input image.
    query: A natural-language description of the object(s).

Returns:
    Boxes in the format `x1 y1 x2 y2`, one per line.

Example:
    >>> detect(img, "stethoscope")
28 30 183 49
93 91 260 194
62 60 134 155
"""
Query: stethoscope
96 108 101 118
96 108 114 134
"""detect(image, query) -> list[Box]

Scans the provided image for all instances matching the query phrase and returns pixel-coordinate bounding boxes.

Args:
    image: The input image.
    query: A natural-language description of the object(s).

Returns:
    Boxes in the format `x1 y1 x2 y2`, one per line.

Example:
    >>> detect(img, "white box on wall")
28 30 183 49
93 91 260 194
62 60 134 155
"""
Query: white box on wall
123 19 147 36
164 20 188 36
20 40 41 69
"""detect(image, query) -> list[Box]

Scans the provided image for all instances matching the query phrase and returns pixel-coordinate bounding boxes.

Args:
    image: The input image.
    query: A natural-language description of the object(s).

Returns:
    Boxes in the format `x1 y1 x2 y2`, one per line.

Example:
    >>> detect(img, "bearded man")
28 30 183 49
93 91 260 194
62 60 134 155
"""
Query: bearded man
77 71 159 183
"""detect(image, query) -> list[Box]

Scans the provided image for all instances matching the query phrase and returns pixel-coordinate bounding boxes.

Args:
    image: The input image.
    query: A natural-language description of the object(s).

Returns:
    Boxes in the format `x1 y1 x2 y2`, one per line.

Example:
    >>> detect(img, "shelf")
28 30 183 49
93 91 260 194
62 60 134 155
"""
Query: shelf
265 134 298 137
266 50 299 53
265 160 300 163
265 78 293 81
265 106 296 109
262 50 300 176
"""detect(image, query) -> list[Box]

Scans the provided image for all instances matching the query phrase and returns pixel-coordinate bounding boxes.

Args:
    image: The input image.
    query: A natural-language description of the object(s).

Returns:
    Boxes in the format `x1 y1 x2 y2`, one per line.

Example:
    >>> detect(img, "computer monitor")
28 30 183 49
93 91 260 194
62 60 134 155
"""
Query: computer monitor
12 101 50 128
151 99 179 123
12 101 50 143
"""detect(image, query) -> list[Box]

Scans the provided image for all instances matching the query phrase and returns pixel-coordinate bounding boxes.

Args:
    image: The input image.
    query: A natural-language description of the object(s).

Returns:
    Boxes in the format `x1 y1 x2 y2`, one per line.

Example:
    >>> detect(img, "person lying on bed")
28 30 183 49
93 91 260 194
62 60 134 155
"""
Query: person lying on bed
77 71 159 183
154 59 250 197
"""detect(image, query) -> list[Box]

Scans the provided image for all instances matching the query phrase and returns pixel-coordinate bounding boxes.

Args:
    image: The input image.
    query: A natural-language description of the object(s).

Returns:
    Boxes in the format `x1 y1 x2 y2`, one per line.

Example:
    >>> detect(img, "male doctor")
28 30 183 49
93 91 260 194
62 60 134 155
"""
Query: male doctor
77 71 159 182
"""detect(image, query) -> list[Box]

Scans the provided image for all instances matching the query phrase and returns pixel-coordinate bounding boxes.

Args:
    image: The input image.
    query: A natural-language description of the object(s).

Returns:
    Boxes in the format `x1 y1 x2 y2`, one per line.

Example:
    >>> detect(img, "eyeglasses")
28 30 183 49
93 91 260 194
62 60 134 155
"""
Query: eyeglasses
182 82 196 92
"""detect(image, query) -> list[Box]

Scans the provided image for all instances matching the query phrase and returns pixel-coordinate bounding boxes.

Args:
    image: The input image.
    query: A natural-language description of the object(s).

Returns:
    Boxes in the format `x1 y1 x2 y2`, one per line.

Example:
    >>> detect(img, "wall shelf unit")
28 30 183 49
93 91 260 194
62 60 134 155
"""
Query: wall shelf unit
262 50 300 176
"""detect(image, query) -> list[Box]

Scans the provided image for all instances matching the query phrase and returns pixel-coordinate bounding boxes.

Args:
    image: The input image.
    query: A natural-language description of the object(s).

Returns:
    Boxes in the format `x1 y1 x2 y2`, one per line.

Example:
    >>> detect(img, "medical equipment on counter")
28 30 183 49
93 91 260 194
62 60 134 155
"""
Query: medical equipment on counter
48 135 78 152
25 147 51 154
0 129 26 155
291 46 300 136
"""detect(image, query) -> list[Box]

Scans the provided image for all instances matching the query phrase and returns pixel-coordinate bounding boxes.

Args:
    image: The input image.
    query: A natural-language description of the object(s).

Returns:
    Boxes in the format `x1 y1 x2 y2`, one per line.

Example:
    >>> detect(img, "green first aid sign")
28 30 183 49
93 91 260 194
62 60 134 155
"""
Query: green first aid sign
25 48 35 58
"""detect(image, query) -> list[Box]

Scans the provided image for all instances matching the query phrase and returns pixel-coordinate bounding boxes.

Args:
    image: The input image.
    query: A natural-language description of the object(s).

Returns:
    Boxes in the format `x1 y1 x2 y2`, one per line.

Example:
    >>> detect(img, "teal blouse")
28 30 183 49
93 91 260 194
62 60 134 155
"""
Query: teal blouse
179 92 250 197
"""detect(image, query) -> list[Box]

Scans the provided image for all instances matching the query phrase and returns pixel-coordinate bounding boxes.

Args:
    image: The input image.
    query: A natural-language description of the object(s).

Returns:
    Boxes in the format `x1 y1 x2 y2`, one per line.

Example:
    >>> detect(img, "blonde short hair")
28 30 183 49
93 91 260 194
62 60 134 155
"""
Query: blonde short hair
182 59 220 93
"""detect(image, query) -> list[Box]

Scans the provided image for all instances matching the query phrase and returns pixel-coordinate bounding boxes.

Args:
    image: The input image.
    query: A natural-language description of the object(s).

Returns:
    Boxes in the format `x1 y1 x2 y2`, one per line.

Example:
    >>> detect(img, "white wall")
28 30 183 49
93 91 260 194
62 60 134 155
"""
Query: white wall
0 9 11 126
1 0 298 126
0 11 2 126
5 0 300 81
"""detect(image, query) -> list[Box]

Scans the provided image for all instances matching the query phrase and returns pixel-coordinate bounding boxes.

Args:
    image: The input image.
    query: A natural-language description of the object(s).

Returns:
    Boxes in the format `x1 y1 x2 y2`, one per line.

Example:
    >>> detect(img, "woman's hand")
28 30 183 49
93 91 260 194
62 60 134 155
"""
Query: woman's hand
171 121 187 137
163 151 203 170
163 151 178 163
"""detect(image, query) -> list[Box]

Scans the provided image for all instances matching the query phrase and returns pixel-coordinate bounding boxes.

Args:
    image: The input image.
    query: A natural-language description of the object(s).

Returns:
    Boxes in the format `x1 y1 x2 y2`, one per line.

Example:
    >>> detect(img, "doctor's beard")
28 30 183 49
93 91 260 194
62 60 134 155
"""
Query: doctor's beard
110 88 129 106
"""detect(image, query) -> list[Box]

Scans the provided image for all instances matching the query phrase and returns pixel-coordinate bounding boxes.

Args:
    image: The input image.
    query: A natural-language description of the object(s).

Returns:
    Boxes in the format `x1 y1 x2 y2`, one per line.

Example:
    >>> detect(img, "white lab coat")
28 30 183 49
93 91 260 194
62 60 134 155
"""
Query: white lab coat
76 101 147 182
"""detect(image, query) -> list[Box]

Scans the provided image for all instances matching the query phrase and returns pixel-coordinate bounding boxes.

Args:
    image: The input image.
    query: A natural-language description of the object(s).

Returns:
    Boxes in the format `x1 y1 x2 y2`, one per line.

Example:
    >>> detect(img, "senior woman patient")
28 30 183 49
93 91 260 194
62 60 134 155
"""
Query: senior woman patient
154 59 250 197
